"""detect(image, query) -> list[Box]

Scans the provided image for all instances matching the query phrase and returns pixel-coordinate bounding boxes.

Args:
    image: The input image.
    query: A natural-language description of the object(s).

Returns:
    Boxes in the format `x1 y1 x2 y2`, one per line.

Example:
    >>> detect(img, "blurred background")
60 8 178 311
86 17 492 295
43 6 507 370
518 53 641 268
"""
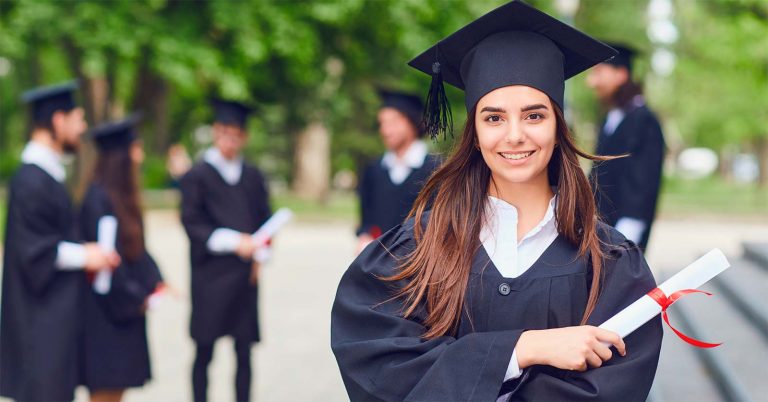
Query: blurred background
0 0 766 401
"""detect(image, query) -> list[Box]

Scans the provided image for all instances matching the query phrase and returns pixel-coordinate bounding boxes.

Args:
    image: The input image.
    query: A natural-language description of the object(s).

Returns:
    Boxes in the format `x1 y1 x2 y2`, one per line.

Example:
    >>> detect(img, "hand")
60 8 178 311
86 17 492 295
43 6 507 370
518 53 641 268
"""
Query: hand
356 234 374 255
516 326 626 372
249 261 260 285
83 243 121 272
235 234 257 261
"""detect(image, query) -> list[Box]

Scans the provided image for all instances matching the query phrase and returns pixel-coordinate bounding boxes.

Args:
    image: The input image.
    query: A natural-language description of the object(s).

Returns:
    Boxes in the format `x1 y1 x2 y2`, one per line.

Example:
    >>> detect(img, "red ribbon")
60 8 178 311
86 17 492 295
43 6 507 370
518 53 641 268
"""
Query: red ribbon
647 287 722 348
370 226 382 240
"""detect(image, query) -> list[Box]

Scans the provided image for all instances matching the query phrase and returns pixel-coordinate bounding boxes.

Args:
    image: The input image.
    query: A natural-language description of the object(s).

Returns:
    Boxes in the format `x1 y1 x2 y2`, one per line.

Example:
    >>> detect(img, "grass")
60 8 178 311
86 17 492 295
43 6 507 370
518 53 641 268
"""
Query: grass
658 176 768 220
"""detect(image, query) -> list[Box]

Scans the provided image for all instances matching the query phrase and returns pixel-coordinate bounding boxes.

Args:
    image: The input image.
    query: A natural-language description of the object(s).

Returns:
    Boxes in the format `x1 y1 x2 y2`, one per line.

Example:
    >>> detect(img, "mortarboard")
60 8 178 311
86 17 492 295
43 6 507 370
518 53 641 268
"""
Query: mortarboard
21 80 79 125
211 98 252 129
408 0 617 139
90 114 141 151
377 89 425 135
601 42 638 73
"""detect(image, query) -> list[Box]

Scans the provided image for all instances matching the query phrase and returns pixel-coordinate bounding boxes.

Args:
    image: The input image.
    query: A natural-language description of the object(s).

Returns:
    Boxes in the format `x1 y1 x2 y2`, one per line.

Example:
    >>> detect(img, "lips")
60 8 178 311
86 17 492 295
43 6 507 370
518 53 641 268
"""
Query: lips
499 150 535 160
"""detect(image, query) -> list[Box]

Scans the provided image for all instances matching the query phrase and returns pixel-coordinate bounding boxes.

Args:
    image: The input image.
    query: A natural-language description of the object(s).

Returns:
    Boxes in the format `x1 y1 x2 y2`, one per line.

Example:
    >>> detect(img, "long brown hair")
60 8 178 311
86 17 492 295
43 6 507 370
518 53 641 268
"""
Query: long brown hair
384 100 618 339
92 143 145 262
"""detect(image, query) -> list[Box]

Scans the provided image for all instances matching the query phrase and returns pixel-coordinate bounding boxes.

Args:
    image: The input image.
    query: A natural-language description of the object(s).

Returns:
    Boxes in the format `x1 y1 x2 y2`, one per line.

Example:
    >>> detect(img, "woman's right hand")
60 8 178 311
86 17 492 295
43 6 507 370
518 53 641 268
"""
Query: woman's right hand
515 326 626 371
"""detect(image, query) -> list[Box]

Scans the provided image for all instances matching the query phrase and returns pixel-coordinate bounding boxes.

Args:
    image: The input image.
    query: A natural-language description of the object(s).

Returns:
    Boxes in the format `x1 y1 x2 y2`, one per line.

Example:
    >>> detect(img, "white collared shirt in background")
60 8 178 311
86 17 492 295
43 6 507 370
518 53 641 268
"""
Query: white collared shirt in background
204 147 243 186
380 140 428 185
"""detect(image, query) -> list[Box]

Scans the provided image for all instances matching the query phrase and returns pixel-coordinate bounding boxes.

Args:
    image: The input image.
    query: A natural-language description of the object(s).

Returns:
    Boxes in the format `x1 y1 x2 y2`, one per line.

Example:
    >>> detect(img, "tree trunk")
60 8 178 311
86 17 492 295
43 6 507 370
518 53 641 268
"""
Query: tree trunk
292 121 330 202
756 135 767 188
131 51 171 154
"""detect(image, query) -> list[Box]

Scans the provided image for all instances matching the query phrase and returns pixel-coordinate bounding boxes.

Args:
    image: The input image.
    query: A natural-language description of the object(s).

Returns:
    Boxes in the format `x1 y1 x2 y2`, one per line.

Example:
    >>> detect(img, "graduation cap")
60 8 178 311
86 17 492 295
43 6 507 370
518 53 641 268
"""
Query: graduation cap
408 0 617 139
89 114 141 151
601 42 638 73
211 98 253 129
377 89 425 135
21 80 79 125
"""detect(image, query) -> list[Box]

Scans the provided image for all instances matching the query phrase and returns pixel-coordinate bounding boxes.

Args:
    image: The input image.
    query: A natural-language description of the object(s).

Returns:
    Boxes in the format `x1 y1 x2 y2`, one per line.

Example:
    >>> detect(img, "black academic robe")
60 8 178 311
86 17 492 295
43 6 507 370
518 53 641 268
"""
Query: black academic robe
78 184 163 389
589 104 666 250
0 164 84 401
357 154 441 237
331 215 662 402
179 161 271 344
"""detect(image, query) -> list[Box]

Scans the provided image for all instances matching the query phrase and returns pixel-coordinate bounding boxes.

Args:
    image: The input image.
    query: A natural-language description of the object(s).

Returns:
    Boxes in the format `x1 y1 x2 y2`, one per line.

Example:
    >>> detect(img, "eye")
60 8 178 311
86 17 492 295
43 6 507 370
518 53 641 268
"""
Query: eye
484 114 503 123
525 112 545 121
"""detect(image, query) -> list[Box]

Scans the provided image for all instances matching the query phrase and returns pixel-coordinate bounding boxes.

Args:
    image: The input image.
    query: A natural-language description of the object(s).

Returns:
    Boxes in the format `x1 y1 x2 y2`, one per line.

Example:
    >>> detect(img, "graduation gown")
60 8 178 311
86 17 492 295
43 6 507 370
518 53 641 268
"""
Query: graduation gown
589 104 665 250
331 215 662 401
0 164 84 401
179 161 271 344
78 184 163 389
357 154 441 236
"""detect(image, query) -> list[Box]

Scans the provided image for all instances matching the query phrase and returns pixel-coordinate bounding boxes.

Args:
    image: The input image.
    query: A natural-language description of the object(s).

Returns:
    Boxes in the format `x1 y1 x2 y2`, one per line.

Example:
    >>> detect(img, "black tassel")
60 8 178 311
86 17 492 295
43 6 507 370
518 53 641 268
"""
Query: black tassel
422 61 453 141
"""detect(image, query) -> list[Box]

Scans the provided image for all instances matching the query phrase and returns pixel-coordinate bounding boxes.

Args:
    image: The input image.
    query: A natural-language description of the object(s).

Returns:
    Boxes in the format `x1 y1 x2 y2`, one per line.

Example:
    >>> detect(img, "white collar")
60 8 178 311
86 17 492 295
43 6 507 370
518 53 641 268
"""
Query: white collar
21 141 66 182
203 147 243 185
381 140 428 185
381 140 427 170
480 195 559 278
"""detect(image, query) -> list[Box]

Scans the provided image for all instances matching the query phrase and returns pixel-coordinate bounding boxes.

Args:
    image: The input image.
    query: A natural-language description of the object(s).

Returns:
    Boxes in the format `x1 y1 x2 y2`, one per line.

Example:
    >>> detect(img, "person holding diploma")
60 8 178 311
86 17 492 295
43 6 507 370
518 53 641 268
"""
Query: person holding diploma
331 2 662 401
587 43 666 251
0 81 120 401
79 116 166 402
356 90 441 252
179 99 272 402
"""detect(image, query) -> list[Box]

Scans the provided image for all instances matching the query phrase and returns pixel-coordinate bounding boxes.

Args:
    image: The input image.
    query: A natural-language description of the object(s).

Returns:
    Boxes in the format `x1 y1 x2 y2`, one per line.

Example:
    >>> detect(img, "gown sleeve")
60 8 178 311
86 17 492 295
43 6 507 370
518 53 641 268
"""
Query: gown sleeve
179 167 217 247
503 239 663 402
615 113 665 221
331 223 523 402
13 177 70 294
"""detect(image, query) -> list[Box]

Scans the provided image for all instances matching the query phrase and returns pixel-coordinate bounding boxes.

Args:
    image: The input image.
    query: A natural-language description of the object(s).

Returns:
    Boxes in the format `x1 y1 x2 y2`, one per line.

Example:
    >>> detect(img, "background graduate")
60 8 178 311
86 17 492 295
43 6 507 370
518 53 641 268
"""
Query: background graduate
0 81 120 401
356 90 441 252
587 43 666 251
79 116 166 402
179 99 272 402
331 2 662 401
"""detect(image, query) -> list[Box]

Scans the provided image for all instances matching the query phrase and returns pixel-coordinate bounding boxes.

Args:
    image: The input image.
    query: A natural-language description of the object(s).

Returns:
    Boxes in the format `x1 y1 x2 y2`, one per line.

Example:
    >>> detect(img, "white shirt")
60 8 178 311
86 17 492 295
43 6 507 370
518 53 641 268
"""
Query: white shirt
203 147 243 185
479 195 559 394
21 141 86 270
380 140 428 185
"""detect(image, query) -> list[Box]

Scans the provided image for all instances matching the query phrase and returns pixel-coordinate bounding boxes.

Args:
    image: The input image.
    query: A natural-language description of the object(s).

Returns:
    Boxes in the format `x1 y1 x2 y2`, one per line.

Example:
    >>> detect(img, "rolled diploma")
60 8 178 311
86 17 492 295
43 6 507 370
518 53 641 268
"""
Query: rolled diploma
599 248 730 339
93 215 118 295
251 208 293 262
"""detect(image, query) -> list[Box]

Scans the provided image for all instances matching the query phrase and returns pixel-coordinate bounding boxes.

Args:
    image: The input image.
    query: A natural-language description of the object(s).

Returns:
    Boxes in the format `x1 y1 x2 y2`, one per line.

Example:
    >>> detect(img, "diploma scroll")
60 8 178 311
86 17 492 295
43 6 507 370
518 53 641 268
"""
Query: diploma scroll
251 208 293 262
599 249 730 345
94 215 118 295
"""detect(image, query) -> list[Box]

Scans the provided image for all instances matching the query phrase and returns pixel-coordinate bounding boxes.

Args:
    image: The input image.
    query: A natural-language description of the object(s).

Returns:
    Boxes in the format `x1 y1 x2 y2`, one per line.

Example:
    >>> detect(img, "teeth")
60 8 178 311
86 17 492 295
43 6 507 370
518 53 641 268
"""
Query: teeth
500 151 534 160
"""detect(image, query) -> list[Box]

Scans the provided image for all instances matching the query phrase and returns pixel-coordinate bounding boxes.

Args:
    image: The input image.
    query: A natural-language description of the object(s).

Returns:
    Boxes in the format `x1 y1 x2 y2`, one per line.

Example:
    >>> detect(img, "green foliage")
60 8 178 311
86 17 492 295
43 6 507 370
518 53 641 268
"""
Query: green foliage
0 0 765 187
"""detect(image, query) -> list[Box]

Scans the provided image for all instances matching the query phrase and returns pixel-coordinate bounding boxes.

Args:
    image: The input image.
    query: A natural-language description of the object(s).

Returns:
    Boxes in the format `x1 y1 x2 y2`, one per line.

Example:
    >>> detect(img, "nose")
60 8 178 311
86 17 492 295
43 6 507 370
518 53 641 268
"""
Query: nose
504 121 525 144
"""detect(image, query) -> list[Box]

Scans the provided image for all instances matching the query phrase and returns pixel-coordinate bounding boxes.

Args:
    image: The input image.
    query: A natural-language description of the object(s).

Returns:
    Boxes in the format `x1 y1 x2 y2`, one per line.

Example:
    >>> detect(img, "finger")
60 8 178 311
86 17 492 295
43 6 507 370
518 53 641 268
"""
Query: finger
586 350 603 368
592 341 613 362
595 329 626 356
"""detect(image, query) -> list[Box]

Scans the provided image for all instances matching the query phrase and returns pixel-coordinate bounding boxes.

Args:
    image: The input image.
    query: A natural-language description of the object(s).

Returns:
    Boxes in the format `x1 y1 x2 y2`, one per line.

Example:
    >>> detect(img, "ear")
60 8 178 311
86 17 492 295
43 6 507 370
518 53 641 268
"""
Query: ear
50 110 66 132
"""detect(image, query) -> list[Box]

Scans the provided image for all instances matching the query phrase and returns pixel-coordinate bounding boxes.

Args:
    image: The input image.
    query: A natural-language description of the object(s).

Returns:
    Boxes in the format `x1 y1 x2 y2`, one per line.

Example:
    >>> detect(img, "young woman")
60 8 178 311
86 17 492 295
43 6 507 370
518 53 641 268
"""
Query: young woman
80 116 165 402
331 2 662 401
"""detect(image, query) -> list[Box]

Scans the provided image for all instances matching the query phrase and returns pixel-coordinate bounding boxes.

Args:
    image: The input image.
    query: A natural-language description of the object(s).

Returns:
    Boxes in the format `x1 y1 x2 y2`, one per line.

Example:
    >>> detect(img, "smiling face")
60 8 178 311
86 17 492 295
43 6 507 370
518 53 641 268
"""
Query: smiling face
475 85 557 190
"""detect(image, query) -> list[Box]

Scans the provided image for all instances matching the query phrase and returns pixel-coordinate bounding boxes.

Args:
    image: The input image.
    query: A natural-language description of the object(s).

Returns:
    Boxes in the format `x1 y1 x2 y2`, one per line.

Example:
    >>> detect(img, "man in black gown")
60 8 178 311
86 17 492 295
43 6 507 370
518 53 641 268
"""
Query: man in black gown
587 43 666 251
0 81 120 401
356 90 441 252
179 99 272 402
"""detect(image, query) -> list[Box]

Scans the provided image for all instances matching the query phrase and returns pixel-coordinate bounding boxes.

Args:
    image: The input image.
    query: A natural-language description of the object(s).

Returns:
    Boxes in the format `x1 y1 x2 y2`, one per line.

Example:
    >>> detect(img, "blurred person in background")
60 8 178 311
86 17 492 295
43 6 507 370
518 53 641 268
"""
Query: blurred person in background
587 43 666 251
0 81 120 401
179 99 272 402
79 115 167 402
356 90 441 253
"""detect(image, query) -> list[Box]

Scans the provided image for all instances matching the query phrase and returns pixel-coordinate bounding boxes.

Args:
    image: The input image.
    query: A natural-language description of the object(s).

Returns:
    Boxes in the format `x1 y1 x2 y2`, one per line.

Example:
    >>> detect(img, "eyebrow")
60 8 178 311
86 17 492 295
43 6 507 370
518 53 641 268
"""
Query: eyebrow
479 103 549 113
520 103 549 112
